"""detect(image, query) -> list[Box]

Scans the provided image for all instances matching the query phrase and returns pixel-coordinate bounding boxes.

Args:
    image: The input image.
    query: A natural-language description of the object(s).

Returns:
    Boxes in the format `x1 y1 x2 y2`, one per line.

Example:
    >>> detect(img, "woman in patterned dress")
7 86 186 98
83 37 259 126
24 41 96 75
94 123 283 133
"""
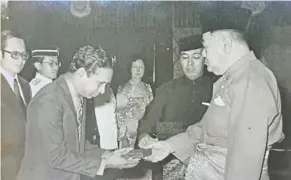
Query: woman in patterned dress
116 58 153 148
116 58 153 180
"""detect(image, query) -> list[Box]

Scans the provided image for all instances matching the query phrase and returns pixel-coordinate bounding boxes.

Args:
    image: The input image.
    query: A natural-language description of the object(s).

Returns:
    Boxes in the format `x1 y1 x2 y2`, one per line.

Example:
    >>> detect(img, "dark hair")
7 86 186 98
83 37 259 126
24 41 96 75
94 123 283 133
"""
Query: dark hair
1 29 25 53
127 55 146 72
69 45 112 75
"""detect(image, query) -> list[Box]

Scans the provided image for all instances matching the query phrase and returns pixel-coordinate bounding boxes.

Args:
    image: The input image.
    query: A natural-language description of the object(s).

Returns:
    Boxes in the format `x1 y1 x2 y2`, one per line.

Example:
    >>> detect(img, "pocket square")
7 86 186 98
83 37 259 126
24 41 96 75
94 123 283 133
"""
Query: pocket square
202 102 210 106
214 96 225 106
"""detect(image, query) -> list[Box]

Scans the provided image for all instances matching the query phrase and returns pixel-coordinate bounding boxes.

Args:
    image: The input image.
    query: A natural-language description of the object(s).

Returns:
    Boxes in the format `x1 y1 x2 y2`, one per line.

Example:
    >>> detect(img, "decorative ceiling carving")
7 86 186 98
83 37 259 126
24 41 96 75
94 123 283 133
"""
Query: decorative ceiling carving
70 0 91 18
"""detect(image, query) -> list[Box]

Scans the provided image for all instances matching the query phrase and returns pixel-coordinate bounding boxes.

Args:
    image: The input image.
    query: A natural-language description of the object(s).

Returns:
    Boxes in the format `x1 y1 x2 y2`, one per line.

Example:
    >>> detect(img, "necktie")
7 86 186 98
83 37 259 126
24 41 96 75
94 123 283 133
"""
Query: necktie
14 79 25 108
77 97 84 142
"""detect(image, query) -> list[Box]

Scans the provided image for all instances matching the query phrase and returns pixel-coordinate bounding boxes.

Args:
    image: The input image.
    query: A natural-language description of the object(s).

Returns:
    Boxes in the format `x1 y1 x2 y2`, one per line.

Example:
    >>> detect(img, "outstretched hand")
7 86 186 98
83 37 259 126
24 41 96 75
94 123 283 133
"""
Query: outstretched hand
105 148 141 169
138 134 158 149
142 141 173 163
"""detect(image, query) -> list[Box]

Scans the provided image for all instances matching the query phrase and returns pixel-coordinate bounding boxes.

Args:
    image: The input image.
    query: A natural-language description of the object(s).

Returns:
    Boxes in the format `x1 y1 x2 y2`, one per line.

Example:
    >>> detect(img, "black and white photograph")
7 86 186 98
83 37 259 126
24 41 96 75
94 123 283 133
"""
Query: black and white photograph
1 1 291 180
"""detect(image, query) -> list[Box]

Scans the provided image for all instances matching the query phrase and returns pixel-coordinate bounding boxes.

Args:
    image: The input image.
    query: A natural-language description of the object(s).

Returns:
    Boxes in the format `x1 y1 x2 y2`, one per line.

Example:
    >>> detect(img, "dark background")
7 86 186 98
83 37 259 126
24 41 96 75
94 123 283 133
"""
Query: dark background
3 0 291 144
3 1 290 88
2 2 291 178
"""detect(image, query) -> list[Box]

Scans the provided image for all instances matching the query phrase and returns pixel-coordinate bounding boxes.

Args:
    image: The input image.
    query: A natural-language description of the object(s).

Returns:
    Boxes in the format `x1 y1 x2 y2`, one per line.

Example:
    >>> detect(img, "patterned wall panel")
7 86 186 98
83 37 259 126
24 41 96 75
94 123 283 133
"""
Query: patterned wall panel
173 2 202 28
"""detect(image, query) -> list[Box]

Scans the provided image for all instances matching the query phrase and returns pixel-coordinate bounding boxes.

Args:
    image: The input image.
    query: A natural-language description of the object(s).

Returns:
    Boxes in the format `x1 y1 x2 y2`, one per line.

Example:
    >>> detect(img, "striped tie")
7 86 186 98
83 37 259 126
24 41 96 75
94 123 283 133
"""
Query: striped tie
77 97 84 142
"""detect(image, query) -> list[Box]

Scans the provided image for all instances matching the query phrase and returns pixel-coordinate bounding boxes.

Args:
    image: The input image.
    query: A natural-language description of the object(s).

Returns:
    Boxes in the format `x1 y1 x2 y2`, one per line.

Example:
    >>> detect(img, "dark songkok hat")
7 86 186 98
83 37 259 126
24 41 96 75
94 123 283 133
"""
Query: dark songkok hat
179 35 203 53
32 47 59 58
200 5 251 33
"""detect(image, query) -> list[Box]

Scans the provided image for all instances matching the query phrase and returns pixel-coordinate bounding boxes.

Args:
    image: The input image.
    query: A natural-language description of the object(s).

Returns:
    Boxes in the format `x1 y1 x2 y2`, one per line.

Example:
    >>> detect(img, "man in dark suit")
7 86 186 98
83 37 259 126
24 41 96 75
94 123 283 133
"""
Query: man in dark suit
17 45 140 180
1 30 32 180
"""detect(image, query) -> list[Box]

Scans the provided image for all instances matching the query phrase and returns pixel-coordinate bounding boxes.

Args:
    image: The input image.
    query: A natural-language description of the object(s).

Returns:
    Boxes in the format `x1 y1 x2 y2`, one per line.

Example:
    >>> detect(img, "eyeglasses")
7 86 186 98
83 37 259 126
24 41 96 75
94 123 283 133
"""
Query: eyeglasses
42 61 61 67
3 50 29 61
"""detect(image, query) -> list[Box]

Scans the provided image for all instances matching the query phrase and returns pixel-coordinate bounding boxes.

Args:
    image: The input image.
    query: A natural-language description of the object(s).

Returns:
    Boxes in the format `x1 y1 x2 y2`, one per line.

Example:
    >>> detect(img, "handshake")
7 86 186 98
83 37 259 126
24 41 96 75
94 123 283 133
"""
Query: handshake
104 134 173 169
137 133 174 163
103 148 141 169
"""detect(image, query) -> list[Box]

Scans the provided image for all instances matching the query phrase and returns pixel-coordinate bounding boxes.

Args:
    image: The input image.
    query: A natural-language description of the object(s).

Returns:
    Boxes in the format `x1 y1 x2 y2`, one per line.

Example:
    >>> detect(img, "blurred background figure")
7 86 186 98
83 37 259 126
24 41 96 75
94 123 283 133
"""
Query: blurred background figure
116 57 153 180
116 57 153 148
30 47 60 97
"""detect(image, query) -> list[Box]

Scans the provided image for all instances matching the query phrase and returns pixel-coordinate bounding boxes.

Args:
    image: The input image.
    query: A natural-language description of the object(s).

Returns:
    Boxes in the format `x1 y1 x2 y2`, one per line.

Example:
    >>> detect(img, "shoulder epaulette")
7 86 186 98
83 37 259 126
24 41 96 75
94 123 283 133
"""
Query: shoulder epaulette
31 78 41 85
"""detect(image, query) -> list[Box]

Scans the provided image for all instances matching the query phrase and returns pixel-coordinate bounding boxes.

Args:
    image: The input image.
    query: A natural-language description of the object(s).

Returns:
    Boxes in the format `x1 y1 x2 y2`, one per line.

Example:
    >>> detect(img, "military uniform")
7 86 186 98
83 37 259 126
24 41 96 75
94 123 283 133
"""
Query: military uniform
30 72 53 97
30 47 59 97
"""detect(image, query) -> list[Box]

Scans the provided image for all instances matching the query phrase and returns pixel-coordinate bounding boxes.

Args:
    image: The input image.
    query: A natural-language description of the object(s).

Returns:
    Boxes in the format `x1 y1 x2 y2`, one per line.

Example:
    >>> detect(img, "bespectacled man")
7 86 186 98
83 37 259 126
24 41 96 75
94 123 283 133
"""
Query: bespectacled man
30 47 61 97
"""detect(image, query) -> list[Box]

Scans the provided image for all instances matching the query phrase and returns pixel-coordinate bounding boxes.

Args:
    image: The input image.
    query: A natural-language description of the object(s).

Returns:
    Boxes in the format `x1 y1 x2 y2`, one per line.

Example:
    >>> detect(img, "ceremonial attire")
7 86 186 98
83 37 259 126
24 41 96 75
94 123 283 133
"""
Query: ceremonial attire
138 74 212 139
29 72 52 97
166 51 284 180
137 73 213 180
29 47 59 97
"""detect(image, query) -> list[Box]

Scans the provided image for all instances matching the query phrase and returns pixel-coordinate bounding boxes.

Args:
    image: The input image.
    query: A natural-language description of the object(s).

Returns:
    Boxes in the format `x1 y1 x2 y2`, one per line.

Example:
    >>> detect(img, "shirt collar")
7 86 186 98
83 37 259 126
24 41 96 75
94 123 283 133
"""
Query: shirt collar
35 72 53 83
182 73 204 85
63 74 83 111
223 51 256 82
0 67 18 89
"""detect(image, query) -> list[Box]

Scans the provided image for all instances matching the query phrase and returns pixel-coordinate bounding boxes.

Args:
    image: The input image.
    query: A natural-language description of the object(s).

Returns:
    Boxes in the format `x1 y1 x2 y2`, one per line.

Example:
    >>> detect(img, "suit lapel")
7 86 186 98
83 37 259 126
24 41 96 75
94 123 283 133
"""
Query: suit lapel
57 76 78 122
57 76 84 152
18 76 31 106
79 99 87 154
1 74 26 120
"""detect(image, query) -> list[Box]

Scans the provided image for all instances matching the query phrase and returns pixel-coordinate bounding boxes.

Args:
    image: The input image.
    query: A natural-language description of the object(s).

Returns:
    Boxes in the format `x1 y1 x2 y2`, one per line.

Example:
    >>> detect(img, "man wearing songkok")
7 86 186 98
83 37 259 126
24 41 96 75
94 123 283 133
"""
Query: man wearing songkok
143 25 284 180
137 35 213 179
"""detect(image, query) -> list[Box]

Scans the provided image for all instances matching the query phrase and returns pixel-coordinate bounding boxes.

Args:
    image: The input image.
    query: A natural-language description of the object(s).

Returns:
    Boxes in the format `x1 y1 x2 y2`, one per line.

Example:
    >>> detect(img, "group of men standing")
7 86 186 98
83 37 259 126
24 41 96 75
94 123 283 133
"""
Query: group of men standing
1 24 284 180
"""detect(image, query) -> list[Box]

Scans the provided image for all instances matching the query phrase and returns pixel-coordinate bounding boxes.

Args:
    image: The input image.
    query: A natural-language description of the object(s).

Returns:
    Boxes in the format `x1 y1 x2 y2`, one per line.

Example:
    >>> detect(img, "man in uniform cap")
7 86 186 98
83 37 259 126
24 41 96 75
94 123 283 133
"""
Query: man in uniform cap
142 9 284 180
29 47 61 97
137 35 213 179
